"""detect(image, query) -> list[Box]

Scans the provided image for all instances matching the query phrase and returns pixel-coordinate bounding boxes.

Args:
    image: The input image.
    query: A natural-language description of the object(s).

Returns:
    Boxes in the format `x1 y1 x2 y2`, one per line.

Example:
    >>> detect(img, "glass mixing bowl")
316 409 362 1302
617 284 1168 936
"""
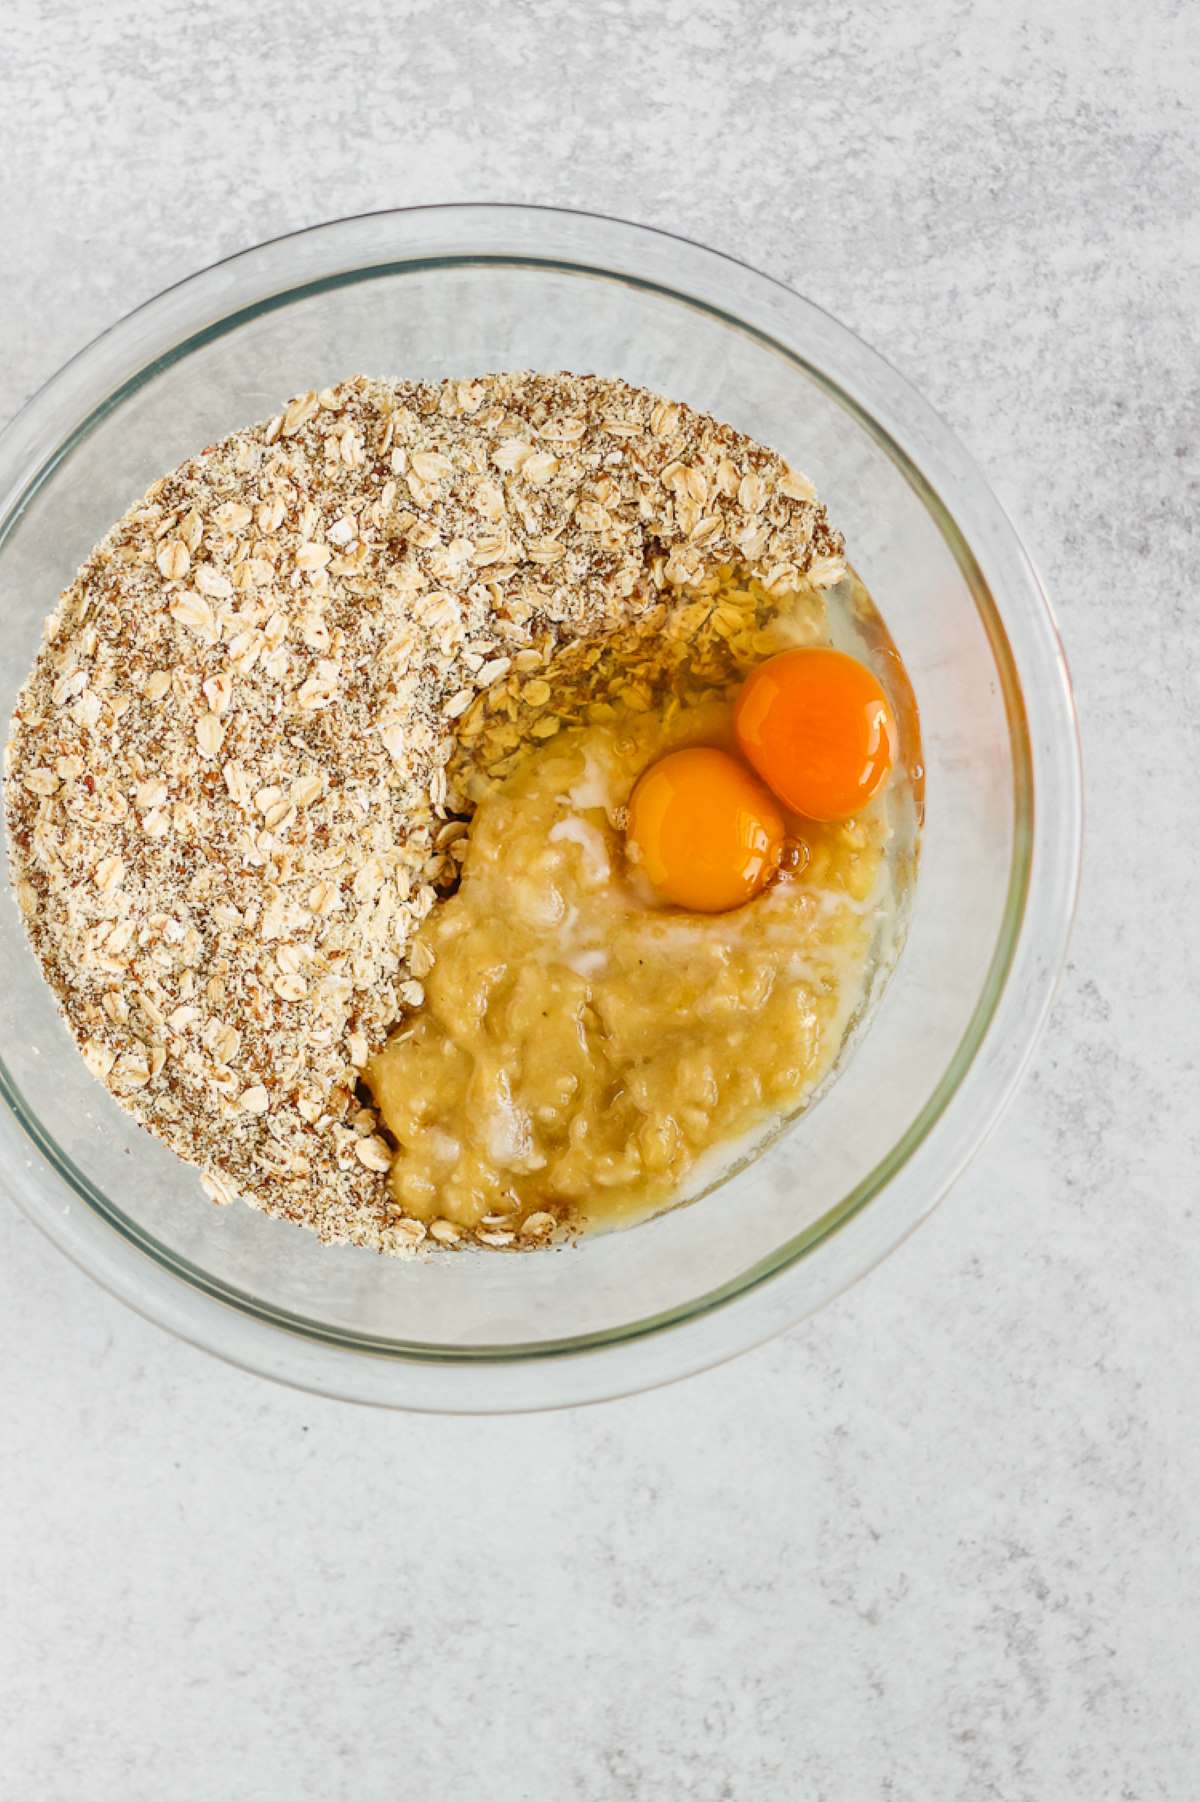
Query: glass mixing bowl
0 205 1081 1411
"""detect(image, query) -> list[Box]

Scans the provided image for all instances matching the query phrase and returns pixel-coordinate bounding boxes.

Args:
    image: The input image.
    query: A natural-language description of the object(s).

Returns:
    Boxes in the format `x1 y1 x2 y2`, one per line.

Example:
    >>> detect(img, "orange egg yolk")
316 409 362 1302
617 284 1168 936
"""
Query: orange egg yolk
626 746 785 913
734 647 897 822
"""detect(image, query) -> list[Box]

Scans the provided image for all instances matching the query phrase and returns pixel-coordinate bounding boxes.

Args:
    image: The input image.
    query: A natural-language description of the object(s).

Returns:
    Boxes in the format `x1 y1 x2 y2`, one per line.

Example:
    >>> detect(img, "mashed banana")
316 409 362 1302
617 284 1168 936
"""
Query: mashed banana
367 700 888 1241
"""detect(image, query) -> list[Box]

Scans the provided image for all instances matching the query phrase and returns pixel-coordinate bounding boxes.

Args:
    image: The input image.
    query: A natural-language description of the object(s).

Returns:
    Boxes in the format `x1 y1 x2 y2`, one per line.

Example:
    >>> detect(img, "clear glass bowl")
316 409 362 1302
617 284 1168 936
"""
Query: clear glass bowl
0 205 1081 1411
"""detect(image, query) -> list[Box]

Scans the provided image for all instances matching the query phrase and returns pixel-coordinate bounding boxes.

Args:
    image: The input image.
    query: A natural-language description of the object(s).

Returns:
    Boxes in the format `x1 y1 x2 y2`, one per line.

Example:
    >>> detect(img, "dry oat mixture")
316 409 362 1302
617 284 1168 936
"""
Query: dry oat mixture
4 371 845 1253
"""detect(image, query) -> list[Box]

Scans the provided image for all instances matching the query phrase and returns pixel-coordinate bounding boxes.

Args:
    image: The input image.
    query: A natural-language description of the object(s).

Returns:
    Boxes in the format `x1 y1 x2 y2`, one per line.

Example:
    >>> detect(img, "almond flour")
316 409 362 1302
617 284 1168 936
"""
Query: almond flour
3 371 844 1254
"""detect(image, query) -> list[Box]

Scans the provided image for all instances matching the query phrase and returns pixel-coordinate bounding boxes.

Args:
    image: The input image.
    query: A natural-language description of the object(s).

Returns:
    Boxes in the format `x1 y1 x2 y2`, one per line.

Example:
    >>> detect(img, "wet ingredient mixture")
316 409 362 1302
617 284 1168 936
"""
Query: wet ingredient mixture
367 694 891 1243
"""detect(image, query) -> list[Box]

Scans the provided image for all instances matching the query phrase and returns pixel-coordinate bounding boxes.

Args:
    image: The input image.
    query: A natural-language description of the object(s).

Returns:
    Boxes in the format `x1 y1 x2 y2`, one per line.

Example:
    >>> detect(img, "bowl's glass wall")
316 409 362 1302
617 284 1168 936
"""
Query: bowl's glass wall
0 259 1014 1353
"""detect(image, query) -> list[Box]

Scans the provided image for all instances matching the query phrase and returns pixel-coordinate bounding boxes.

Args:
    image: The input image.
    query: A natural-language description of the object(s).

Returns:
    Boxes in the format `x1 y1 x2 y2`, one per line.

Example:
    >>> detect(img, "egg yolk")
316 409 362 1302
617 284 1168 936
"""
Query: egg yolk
734 647 897 822
626 746 785 913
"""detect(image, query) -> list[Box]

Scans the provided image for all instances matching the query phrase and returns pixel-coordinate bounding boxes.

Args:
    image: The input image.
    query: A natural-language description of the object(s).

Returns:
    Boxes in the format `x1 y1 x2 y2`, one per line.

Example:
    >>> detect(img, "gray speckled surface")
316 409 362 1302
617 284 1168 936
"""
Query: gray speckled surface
2 1 1198 1796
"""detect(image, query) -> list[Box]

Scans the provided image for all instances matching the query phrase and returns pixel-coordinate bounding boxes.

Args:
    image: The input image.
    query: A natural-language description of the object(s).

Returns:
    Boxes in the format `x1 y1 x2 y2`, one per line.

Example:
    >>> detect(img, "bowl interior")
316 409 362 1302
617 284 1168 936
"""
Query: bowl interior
0 243 1023 1359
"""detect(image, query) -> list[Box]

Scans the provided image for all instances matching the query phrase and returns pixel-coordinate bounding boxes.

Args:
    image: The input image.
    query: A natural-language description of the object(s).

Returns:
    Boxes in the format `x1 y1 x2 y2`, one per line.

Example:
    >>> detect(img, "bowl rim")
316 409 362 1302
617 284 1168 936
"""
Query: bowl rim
0 202 1082 1410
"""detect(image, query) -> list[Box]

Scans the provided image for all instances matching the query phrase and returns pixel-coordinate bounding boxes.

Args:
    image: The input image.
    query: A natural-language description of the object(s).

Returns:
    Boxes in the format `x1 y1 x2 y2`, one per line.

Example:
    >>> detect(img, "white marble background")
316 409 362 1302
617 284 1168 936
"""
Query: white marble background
2 1 1197 1795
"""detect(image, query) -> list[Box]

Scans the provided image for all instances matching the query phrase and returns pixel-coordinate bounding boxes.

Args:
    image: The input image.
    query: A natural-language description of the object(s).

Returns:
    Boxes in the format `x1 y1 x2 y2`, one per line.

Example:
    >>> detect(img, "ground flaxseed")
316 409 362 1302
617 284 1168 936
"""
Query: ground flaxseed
4 371 844 1252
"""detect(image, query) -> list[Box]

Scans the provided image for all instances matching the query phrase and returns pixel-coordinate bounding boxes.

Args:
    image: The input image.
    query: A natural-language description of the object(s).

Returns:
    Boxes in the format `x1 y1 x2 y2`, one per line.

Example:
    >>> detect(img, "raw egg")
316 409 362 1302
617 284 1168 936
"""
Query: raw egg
734 647 897 822
626 746 785 913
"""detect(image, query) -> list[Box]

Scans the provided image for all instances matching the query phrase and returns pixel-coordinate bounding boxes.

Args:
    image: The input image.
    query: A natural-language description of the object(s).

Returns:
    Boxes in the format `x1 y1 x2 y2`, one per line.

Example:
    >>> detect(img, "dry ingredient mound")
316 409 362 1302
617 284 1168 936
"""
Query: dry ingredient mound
4 371 845 1254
